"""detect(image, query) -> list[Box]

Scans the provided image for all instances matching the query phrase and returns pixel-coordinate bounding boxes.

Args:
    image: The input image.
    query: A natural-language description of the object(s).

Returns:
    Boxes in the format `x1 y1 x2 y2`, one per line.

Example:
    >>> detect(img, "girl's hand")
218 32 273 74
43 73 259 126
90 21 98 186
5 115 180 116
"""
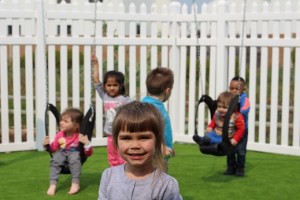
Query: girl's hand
43 136 50 146
163 145 175 158
79 134 90 145
230 138 238 146
91 54 98 64
205 127 213 134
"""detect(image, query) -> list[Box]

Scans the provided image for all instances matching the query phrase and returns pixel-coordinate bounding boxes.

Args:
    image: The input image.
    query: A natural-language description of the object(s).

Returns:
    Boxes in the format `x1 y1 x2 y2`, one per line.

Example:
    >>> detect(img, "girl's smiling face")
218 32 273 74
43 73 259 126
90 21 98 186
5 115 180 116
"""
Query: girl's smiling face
118 130 156 170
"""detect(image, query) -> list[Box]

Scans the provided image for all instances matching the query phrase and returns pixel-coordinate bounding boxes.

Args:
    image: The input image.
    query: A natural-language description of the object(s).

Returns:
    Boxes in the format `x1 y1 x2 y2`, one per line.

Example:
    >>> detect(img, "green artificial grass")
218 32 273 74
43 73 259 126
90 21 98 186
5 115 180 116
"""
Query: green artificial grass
0 143 299 199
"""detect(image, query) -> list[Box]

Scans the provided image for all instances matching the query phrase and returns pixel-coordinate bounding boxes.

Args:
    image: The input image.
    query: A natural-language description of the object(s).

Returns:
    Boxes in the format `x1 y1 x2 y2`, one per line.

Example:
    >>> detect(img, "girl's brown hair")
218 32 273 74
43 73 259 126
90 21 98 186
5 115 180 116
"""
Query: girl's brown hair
112 101 165 171
61 108 83 126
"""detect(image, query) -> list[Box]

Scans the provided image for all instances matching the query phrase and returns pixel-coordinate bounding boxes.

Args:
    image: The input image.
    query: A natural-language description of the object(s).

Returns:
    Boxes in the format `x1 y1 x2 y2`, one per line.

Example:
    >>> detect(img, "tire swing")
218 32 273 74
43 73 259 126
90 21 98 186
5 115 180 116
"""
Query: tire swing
43 0 97 174
193 95 239 156
191 0 247 156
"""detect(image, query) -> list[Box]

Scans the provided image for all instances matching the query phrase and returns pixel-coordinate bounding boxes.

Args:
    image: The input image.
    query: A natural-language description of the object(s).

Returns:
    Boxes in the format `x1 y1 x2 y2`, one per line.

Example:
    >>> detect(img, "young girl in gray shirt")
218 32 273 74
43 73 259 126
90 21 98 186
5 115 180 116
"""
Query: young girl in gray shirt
98 101 183 200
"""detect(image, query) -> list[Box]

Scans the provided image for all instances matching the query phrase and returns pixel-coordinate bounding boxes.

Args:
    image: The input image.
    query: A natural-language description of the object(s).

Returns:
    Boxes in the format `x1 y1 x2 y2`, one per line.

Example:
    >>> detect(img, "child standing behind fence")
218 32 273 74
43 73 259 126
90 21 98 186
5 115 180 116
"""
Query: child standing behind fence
91 55 132 167
43 108 93 196
225 76 250 176
98 101 183 200
142 67 175 170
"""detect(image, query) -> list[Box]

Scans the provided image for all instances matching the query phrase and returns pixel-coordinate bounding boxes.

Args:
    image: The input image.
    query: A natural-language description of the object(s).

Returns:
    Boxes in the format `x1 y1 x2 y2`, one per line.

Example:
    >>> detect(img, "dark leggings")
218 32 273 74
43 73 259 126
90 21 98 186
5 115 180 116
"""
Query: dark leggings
227 129 248 169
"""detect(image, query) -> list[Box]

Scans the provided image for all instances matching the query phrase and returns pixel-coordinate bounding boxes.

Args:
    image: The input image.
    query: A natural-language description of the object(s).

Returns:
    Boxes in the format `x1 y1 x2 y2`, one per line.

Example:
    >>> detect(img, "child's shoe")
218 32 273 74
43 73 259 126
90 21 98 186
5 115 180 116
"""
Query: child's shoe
193 135 211 145
193 135 204 145
223 167 235 175
235 167 245 177
202 136 211 145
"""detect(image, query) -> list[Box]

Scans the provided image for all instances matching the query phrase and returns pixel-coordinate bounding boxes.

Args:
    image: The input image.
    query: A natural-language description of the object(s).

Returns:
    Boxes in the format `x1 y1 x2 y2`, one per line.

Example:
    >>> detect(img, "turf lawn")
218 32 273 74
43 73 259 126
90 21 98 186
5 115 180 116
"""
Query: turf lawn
0 143 299 199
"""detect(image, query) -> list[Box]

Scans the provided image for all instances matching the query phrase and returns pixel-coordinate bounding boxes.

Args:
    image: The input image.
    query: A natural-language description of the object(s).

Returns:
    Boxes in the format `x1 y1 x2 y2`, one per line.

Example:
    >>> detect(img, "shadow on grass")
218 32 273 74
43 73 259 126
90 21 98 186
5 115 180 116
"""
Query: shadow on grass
0 151 46 166
81 172 102 191
53 172 102 193
202 170 236 183
201 159 255 183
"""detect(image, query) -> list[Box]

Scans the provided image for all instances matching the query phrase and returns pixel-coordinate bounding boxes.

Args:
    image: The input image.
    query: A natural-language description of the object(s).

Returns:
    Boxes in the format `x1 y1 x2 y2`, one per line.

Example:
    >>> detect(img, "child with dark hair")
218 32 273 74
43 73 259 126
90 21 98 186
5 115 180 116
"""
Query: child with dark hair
142 67 175 168
194 91 245 146
43 108 93 195
226 76 250 176
91 55 132 167
98 101 183 200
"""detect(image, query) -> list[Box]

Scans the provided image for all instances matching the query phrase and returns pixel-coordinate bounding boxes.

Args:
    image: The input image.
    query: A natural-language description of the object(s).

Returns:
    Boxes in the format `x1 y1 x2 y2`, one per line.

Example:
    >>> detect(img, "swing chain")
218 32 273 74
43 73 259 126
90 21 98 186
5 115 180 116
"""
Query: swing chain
89 0 98 121
237 0 247 97
192 0 204 97
41 0 49 110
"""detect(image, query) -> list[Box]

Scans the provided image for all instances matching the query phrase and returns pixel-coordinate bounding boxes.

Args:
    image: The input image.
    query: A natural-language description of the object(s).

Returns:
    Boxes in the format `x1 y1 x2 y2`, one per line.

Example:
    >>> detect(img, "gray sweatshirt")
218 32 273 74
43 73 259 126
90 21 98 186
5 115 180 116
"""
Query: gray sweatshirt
98 164 183 200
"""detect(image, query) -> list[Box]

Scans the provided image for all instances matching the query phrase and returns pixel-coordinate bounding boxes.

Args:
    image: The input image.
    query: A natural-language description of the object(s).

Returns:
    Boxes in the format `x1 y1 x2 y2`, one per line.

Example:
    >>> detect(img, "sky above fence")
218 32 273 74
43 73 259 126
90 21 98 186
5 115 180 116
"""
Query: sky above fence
180 0 210 12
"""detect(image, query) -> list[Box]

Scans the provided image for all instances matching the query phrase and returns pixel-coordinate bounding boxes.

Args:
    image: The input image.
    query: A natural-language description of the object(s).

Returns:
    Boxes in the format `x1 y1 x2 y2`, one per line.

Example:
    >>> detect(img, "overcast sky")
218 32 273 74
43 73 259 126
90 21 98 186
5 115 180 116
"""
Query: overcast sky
180 0 211 7
179 0 211 12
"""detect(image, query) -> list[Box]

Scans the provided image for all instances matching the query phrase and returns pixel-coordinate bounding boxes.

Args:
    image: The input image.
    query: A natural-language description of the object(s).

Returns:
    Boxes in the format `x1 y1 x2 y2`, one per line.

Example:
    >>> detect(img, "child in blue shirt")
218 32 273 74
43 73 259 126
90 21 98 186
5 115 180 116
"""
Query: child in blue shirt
225 76 250 176
142 67 175 166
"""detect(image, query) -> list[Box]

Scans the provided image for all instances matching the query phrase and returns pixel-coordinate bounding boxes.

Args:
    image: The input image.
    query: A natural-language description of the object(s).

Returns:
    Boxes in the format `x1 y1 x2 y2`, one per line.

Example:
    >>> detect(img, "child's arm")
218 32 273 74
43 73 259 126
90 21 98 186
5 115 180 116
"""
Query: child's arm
44 133 61 152
43 136 51 152
206 114 216 133
43 136 50 146
206 127 213 133
79 134 93 156
91 54 100 84
240 94 250 117
231 113 245 145
162 145 175 159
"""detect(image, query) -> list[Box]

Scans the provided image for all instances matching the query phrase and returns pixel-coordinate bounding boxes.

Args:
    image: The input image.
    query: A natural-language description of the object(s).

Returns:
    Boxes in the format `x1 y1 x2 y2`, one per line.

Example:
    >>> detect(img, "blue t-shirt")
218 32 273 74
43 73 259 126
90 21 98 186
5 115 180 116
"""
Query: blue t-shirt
142 96 173 149
239 92 250 129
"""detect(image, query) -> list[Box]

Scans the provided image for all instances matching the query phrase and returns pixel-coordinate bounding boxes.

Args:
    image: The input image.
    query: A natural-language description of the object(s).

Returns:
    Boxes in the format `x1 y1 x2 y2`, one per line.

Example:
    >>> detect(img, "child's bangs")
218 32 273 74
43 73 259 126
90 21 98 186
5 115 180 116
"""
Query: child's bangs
120 114 160 134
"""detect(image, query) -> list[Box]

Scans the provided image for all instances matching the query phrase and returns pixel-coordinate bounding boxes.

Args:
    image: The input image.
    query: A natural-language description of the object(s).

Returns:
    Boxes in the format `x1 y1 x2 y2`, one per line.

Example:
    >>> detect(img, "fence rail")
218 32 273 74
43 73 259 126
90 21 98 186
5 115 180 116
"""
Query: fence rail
0 0 300 156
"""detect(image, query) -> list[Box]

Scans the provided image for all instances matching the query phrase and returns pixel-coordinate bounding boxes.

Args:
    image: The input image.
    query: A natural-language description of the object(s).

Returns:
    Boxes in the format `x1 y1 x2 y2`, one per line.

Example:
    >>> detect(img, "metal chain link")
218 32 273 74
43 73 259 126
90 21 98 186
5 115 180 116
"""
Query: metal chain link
192 0 204 96
89 0 98 121
192 0 247 98
238 0 247 94
41 0 48 109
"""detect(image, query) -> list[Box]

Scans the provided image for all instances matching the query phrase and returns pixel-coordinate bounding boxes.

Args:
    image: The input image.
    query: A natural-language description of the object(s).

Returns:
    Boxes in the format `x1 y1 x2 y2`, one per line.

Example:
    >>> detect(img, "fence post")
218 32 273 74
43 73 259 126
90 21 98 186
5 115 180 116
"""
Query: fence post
169 1 181 135
215 0 228 94
35 0 47 151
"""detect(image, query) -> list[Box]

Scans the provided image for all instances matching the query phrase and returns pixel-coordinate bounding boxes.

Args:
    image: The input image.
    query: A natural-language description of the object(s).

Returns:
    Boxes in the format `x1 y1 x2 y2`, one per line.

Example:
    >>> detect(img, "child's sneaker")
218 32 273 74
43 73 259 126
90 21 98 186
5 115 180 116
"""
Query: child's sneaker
193 135 204 145
235 167 245 177
223 167 235 175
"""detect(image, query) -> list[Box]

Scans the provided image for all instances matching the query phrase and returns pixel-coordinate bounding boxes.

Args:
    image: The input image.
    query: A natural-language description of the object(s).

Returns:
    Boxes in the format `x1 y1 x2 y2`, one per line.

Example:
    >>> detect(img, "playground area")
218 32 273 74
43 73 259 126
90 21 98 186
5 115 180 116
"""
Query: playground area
0 144 299 199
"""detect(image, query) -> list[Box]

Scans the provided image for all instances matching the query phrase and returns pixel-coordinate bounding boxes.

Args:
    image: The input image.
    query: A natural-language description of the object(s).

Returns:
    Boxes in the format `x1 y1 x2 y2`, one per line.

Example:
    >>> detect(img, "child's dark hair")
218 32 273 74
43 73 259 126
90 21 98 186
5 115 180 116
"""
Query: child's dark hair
61 108 83 125
146 67 174 96
231 76 245 83
231 76 245 87
231 76 246 91
112 101 165 171
103 71 126 95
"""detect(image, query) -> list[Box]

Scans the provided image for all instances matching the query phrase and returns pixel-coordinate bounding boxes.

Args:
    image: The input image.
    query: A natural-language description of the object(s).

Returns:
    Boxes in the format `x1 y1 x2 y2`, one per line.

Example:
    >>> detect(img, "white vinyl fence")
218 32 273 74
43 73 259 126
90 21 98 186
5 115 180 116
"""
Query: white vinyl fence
0 0 300 156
